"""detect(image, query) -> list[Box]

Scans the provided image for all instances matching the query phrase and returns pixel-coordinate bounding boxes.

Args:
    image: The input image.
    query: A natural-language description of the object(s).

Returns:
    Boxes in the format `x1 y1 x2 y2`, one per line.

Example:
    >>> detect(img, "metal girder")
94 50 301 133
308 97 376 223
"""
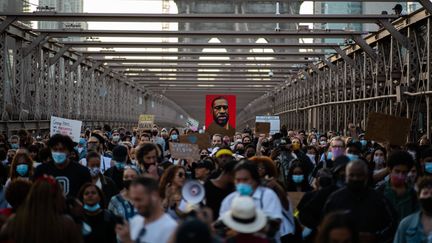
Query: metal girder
127 75 288 79
334 47 355 66
97 58 313 64
36 29 367 38
136 82 281 85
48 45 70 66
308 64 322 75
0 16 17 33
81 51 325 58
59 41 340 49
152 88 267 93
121 70 294 75
321 59 337 71
69 55 87 70
85 61 103 75
378 19 410 49
109 64 302 70
133 79 283 82
352 35 378 61
101 67 112 78
22 33 49 57
3 12 399 23
418 0 432 14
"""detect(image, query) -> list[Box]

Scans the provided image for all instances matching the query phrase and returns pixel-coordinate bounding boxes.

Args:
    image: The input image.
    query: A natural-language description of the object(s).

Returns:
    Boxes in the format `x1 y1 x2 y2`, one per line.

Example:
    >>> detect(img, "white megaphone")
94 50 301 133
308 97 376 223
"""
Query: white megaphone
181 180 205 205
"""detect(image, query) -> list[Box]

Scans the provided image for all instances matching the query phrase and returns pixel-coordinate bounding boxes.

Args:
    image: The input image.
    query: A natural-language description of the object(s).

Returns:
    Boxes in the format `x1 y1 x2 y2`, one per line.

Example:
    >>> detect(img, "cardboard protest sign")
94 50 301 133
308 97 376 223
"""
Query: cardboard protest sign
169 143 200 161
205 95 236 137
255 122 271 134
180 134 211 150
138 115 154 130
364 112 411 146
50 116 82 143
255 116 280 135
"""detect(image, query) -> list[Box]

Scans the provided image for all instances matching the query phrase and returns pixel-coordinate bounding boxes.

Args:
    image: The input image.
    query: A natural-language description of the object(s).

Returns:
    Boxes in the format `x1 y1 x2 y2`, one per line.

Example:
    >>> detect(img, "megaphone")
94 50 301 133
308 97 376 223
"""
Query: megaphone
181 180 205 205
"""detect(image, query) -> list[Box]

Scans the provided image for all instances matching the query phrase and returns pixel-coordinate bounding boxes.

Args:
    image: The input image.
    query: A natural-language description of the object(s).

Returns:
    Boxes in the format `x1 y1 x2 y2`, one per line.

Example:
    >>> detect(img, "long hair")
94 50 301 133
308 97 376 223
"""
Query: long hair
8 177 67 243
159 165 185 199
77 183 107 209
10 150 34 180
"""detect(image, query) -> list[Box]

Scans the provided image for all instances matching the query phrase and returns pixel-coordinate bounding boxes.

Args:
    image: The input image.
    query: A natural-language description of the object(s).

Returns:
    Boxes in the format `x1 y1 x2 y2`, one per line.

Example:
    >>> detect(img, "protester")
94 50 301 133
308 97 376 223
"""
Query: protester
1 179 32 218
78 183 117 243
108 165 140 221
86 151 118 201
135 143 162 179
6 150 33 187
315 211 359 243
34 134 92 197
115 177 178 243
104 145 129 190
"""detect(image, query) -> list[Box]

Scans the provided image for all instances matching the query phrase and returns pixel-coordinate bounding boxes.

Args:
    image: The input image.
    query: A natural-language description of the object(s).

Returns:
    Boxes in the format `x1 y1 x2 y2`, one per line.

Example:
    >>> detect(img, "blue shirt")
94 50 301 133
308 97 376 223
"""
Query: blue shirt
108 194 136 222
394 211 431 243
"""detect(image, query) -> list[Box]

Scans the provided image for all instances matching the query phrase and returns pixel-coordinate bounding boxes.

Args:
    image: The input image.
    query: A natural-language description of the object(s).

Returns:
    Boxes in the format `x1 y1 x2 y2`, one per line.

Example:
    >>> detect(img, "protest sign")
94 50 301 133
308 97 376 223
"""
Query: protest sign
138 115 154 130
365 112 411 146
255 116 280 135
50 116 82 143
255 122 271 134
180 134 211 150
169 143 200 161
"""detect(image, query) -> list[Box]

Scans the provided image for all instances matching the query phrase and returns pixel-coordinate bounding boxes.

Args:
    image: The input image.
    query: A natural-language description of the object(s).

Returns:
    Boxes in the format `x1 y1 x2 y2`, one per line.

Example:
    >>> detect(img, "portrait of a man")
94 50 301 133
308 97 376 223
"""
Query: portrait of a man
205 95 236 137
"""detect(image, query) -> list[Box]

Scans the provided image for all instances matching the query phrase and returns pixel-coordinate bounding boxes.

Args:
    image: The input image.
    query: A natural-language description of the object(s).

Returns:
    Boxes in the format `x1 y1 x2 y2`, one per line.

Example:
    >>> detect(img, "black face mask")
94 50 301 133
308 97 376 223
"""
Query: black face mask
200 155 207 160
123 180 132 190
318 177 333 188
236 149 245 155
420 198 432 215
246 152 255 158
152 131 158 136
347 180 366 192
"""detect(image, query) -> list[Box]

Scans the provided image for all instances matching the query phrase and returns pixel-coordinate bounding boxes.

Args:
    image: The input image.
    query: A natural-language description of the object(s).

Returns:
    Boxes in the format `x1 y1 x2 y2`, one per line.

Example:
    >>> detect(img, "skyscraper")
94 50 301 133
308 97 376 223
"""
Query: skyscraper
37 0 87 41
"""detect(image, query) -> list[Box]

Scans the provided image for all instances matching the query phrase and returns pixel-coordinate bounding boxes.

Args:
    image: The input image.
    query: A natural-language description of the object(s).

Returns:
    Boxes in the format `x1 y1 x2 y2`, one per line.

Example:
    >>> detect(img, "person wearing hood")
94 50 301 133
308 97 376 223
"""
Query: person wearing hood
104 145 130 191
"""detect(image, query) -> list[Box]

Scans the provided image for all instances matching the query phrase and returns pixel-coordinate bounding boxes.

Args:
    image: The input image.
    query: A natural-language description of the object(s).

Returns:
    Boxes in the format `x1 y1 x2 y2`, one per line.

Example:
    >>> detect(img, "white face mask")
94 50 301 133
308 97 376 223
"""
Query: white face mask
408 150 416 160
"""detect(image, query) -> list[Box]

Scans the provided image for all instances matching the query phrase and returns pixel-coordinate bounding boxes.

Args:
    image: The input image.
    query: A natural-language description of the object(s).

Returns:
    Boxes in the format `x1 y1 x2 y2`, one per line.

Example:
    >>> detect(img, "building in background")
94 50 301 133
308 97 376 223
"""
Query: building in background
38 0 88 41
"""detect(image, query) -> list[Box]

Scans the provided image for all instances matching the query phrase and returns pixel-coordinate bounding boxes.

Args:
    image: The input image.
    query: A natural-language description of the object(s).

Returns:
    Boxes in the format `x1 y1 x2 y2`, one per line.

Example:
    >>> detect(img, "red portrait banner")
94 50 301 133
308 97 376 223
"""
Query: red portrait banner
205 95 236 137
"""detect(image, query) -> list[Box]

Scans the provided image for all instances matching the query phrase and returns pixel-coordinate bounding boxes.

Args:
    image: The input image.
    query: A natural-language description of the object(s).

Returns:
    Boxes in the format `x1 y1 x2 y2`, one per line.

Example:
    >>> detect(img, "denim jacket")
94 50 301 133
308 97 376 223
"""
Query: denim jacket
394 211 431 243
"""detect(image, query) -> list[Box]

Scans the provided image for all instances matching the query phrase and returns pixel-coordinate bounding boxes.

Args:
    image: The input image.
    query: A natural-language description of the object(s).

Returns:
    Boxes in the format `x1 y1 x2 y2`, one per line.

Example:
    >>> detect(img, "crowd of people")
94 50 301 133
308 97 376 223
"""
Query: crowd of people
0 124 430 243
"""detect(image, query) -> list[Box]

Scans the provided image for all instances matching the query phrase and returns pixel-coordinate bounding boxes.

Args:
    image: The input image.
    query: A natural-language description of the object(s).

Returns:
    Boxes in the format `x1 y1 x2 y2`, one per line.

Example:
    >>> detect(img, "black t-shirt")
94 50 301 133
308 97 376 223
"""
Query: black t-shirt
34 161 92 197
83 210 117 243
104 167 124 191
204 180 234 220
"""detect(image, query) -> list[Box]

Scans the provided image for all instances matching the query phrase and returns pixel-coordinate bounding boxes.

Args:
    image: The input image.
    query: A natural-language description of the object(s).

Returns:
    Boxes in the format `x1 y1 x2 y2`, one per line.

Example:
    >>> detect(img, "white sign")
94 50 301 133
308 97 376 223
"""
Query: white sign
50 116 82 143
255 116 280 135
186 118 199 131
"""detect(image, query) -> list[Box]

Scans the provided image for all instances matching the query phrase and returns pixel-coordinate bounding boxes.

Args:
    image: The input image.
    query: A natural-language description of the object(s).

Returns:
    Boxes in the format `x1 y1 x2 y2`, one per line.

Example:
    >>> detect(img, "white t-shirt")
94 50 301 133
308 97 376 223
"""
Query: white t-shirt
129 213 177 243
79 155 111 173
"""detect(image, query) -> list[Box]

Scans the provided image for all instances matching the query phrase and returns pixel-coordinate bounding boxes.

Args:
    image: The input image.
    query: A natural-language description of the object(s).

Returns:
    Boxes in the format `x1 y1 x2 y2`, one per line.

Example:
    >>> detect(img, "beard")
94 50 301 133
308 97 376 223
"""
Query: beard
214 114 229 126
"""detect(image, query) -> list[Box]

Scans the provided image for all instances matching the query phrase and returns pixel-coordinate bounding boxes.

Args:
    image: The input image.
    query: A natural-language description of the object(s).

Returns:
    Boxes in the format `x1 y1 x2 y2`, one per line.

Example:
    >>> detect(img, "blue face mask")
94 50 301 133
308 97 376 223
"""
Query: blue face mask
425 162 432 174
83 203 101 212
115 162 125 170
360 139 367 147
52 152 67 164
346 153 359 161
171 134 178 140
326 152 333 160
236 183 253 196
11 144 19 149
292 174 304 184
16 164 29 177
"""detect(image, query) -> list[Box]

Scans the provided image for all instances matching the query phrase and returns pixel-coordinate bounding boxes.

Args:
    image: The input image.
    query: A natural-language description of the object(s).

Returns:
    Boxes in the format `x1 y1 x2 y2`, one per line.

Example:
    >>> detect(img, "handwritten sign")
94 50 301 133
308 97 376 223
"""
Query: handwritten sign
50 116 82 143
186 118 199 132
138 114 154 130
169 143 200 161
180 134 211 150
365 112 411 146
256 116 280 135
255 122 271 134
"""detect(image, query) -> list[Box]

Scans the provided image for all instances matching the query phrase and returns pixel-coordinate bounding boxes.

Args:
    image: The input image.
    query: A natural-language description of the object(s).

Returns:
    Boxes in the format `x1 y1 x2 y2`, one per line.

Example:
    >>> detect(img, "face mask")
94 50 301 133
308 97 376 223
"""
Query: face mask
407 172 417 184
89 167 100 177
320 141 327 146
292 174 304 184
16 164 29 177
332 148 344 159
420 197 432 215
262 141 269 147
373 156 385 165
359 139 367 147
318 176 333 188
77 147 84 154
246 152 255 158
87 144 98 151
311 139 317 144
112 135 120 142
236 183 253 196
83 203 101 212
10 144 19 149
123 180 132 190
115 162 125 170
347 180 366 192
200 155 207 160
390 173 406 187
171 134 178 140
291 143 301 151
306 153 316 163
236 149 245 155
424 162 432 174
346 153 359 161
52 152 67 165
152 131 158 136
